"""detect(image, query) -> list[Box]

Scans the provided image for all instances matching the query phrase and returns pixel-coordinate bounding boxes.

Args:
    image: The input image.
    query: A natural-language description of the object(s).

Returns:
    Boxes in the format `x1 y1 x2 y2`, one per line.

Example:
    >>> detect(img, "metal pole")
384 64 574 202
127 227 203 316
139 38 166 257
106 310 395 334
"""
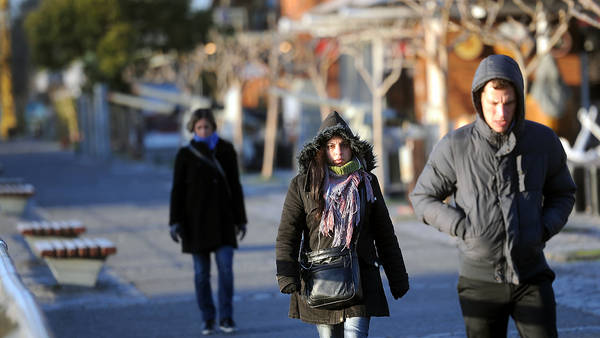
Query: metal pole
261 37 279 179
580 52 590 110
0 0 16 140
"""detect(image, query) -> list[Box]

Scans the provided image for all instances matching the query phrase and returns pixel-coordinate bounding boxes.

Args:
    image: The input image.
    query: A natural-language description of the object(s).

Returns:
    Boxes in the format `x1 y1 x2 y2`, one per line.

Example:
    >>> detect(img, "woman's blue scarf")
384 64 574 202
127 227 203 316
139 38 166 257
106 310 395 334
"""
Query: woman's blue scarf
193 132 219 150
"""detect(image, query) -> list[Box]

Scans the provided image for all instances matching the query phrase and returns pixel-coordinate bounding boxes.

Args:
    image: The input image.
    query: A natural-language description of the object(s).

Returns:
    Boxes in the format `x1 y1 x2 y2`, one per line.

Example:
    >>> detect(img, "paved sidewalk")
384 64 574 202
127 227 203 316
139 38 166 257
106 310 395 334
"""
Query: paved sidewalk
1 140 600 337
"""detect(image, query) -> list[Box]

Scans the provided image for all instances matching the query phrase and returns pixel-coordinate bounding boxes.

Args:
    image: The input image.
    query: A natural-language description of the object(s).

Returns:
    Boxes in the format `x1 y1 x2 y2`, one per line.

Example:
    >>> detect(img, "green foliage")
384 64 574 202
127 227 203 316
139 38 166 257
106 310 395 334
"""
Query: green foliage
119 0 212 51
24 0 212 87
97 23 135 80
24 0 123 70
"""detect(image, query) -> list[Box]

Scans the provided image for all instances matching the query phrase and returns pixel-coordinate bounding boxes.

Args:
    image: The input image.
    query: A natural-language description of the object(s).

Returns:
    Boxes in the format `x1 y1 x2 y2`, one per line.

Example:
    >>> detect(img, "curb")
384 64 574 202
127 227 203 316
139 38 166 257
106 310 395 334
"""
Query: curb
546 249 600 263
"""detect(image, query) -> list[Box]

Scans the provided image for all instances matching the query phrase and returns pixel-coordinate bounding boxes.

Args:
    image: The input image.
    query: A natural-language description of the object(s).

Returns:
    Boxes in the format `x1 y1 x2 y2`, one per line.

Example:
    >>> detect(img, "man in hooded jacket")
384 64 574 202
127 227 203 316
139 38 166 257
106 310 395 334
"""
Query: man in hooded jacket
410 54 576 337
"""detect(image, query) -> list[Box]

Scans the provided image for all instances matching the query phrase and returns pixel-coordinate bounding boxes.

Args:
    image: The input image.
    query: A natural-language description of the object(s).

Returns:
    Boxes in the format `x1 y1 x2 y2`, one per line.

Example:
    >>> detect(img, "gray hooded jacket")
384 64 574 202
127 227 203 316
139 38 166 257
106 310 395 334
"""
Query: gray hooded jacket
409 55 576 284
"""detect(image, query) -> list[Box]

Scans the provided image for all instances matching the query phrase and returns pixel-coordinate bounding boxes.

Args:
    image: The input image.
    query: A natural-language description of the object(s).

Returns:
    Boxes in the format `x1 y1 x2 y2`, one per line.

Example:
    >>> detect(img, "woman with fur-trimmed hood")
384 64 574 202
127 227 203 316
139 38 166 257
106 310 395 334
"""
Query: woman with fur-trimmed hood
276 111 409 337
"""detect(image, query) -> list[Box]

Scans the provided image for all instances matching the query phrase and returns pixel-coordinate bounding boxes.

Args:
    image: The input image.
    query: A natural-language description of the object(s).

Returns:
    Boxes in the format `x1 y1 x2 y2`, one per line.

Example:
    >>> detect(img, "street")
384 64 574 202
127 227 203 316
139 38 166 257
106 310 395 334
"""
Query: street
1 140 600 337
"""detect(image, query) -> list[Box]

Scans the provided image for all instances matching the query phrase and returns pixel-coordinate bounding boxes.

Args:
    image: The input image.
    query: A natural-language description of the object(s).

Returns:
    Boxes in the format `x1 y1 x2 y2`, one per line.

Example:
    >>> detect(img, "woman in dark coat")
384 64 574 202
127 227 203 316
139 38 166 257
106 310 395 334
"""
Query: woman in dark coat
169 108 247 335
276 111 409 338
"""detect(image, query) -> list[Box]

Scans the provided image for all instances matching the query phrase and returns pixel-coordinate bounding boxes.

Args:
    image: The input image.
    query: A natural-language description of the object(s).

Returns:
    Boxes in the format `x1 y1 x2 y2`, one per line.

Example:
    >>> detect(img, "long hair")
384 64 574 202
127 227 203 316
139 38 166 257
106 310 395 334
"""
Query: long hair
308 147 329 219
186 108 217 132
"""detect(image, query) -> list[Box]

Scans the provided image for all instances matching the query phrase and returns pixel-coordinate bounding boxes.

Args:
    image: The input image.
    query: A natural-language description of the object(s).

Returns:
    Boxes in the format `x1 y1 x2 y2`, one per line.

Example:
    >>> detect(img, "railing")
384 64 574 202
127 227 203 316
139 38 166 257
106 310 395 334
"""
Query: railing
0 238 52 338
561 106 600 216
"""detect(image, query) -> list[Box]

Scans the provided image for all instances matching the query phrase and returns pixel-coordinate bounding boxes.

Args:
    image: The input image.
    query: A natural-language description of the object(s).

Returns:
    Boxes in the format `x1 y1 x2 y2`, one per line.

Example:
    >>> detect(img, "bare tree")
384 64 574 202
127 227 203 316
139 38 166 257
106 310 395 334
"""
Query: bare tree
123 30 275 171
399 0 453 140
452 0 600 87
300 37 341 120
563 0 600 29
187 31 273 158
388 0 600 145
339 41 401 192
261 32 282 178
277 10 420 193
196 30 292 179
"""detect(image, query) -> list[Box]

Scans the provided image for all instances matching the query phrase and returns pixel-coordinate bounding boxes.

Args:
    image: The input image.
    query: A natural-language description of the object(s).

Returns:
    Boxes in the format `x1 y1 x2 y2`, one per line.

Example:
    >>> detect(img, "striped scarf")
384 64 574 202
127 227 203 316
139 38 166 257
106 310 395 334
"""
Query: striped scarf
319 159 375 248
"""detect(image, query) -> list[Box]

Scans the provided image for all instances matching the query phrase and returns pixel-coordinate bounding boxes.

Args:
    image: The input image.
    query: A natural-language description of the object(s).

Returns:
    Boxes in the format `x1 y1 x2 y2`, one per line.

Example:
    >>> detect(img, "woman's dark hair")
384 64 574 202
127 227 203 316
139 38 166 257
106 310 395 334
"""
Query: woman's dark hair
308 134 354 219
187 108 217 132
308 147 328 219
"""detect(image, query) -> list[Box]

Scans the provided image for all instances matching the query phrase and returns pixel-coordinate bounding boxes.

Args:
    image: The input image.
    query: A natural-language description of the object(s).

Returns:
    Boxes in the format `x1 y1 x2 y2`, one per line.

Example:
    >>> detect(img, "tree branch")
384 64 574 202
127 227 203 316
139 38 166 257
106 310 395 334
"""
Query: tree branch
513 0 537 17
339 44 375 93
525 9 571 76
376 57 403 97
564 0 600 29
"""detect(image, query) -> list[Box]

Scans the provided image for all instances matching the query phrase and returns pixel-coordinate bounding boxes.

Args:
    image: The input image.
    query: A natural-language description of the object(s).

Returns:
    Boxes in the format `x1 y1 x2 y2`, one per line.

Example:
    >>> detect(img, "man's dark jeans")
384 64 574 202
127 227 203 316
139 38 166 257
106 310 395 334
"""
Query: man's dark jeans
457 275 557 338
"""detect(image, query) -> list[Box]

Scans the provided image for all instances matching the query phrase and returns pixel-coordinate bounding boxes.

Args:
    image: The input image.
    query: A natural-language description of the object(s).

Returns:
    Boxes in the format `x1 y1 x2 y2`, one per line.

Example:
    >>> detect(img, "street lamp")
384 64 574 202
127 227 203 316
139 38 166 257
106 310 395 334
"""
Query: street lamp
204 42 217 55
279 41 292 54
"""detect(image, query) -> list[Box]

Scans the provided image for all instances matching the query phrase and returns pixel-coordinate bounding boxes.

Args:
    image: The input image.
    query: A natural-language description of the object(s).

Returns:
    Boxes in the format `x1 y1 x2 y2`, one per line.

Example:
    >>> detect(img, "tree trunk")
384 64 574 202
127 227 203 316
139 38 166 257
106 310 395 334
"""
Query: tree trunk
225 83 244 167
371 38 386 194
261 43 280 178
262 90 278 178
424 16 448 141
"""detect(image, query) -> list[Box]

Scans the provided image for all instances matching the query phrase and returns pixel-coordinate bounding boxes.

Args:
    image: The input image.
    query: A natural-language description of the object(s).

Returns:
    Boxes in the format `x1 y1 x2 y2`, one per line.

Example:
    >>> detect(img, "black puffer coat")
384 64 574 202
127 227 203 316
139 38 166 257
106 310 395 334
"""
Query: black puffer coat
410 55 576 284
276 112 409 324
169 138 247 253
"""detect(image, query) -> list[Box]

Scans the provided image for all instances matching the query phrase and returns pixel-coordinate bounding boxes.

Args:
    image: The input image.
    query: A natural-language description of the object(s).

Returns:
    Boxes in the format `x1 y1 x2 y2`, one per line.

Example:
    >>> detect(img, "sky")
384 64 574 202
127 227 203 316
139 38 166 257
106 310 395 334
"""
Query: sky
191 0 212 11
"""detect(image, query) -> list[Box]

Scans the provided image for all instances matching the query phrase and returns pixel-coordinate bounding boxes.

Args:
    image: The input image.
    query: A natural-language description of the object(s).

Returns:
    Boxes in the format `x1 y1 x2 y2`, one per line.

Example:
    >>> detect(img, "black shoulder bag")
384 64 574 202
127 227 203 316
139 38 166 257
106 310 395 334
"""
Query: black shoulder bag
300 240 362 310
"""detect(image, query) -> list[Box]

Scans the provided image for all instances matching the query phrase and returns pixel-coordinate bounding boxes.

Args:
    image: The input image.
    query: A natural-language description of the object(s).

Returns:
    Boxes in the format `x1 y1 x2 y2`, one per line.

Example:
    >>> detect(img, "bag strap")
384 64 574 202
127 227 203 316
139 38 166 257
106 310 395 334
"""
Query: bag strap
187 143 232 198
300 179 366 268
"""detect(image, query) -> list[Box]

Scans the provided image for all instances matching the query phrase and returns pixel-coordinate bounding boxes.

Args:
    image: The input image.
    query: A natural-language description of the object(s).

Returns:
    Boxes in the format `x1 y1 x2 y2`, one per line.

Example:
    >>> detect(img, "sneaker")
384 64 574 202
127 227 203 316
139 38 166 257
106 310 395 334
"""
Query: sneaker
219 318 237 333
202 319 215 335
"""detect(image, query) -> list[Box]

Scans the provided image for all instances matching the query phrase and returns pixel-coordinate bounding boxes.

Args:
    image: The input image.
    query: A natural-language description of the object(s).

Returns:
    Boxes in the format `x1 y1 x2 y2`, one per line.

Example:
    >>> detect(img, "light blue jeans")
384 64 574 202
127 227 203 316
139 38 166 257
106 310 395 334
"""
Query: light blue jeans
316 316 371 338
192 245 234 322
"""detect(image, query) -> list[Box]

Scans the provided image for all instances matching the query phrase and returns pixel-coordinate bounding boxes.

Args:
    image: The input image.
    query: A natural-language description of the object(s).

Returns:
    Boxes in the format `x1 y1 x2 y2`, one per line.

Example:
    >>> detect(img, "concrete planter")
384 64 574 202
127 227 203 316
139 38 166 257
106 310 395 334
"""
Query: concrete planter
0 195 30 216
0 183 34 216
43 258 105 287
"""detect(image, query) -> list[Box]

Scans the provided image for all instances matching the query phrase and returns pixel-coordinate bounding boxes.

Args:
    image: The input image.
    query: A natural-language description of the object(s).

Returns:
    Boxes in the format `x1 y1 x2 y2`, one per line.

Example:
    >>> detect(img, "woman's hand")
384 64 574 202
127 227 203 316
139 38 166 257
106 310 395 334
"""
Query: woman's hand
169 224 181 243
391 278 409 299
277 275 300 294
236 224 247 241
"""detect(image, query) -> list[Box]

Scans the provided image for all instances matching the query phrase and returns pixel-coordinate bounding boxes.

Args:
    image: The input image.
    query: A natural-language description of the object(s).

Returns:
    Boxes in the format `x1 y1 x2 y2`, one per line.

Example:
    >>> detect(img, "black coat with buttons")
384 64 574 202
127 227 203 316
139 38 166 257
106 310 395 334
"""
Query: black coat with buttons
169 138 247 253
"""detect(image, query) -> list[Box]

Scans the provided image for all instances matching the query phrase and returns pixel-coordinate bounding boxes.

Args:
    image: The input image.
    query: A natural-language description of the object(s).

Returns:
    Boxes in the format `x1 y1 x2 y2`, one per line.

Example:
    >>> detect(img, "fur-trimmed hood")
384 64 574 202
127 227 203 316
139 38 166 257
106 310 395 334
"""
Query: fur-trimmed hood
297 111 376 174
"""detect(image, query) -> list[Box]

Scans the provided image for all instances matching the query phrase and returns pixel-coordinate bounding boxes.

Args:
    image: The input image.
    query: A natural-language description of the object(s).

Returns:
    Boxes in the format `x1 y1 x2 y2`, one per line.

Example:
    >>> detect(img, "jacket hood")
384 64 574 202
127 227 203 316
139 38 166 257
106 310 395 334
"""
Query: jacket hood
471 54 525 135
297 111 376 174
